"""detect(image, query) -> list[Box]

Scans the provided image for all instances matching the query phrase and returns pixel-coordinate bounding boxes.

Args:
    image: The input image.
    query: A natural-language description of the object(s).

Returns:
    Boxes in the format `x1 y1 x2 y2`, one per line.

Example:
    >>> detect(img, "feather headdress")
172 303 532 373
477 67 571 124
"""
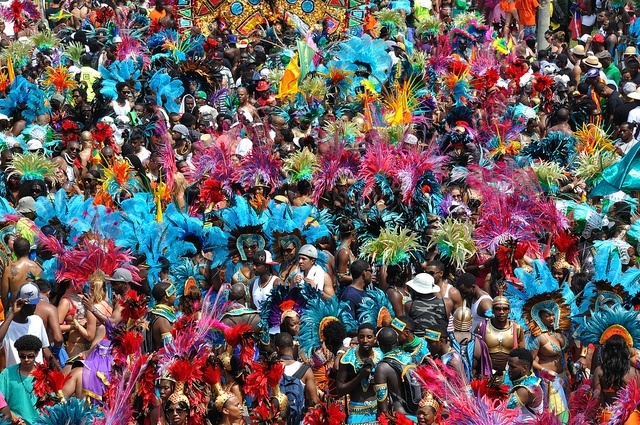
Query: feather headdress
531 161 567 194
312 143 360 204
395 145 447 206
0 0 40 33
8 152 58 182
98 59 142 100
0 75 50 123
360 227 421 266
573 123 616 155
426 217 476 272
298 296 358 356
358 288 395 328
32 359 70 408
607 379 640 425
283 147 318 183
149 70 184 114
572 150 618 184
508 260 575 336
43 65 77 95
36 397 102 425
358 141 398 200
94 158 143 207
234 144 282 194
575 305 640 349
521 131 577 167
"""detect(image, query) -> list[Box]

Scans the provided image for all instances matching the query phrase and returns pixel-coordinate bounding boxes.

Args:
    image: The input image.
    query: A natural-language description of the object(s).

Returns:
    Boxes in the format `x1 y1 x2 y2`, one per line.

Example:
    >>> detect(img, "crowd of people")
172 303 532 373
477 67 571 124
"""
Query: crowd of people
0 0 638 424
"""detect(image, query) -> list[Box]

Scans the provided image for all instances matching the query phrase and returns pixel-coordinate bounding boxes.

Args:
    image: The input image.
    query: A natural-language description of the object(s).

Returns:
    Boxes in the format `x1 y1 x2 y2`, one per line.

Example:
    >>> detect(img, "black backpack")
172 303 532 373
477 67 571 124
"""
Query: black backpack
383 358 423 415
141 312 159 354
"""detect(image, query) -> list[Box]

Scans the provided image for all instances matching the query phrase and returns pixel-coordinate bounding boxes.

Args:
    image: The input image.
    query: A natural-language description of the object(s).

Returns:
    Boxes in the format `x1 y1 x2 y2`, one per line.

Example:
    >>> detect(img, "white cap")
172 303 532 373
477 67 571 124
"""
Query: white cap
235 138 253 157
26 140 43 151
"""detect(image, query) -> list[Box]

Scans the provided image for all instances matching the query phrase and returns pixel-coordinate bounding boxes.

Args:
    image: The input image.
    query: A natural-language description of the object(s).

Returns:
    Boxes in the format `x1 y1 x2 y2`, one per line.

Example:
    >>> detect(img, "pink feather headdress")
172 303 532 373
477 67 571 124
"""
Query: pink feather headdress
312 142 360 204
234 144 282 194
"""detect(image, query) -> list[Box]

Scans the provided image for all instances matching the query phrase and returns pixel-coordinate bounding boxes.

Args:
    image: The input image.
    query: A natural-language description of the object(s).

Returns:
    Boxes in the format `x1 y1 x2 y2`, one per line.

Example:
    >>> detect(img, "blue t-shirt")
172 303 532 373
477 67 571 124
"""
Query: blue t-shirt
340 285 366 320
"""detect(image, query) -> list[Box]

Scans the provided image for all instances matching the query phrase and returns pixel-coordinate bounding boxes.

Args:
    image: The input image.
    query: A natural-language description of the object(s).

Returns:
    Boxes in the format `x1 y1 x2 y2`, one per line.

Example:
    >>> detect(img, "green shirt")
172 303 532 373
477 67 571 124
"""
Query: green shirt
603 63 621 85
0 364 38 425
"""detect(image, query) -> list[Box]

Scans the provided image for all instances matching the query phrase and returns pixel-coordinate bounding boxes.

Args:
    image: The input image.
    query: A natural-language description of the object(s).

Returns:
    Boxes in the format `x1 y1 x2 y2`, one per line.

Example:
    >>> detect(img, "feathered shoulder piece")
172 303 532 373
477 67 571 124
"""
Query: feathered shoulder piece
283 147 318 184
508 260 574 336
32 358 70 408
521 131 577 167
234 144 282 194
607 378 640 425
37 398 102 425
298 296 358 356
360 227 421 266
8 152 58 183
313 143 360 204
575 305 640 349
358 288 395 328
426 216 476 272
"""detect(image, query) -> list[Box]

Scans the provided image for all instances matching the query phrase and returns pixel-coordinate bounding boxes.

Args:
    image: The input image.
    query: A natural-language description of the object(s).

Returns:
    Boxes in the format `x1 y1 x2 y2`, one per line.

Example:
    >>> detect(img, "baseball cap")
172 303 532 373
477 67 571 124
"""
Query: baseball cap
586 68 600 78
172 124 190 138
406 273 439 294
107 268 133 283
622 82 637 96
596 50 611 60
17 282 40 305
298 244 318 259
253 250 278 265
213 51 224 61
16 196 36 214
592 34 605 44
51 94 65 104
26 140 43 151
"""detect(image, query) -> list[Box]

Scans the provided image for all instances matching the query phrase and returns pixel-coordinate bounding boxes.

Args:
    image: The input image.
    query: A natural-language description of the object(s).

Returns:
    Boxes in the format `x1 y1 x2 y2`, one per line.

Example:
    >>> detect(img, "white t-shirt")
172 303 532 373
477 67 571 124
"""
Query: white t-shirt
0 315 50 366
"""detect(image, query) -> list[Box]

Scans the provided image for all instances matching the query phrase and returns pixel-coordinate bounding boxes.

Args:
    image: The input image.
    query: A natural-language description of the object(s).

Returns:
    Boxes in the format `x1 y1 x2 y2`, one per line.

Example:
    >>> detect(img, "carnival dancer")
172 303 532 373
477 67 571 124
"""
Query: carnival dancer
506 348 544 423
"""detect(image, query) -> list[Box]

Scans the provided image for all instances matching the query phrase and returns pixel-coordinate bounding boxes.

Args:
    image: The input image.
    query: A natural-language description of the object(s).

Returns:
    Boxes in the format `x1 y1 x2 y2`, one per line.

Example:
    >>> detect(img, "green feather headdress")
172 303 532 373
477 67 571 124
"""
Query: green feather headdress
8 153 58 183
283 148 319 184
299 75 327 100
30 31 59 52
415 14 441 36
452 11 486 29
266 69 284 93
426 217 476 272
375 9 407 35
63 42 85 65
1 38 34 70
360 227 421 266
573 150 618 184
531 161 566 193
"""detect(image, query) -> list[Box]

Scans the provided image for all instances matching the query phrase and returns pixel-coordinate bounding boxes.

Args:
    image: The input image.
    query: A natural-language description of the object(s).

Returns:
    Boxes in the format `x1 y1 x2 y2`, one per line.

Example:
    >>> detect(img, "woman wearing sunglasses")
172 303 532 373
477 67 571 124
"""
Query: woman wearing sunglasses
0 334 42 424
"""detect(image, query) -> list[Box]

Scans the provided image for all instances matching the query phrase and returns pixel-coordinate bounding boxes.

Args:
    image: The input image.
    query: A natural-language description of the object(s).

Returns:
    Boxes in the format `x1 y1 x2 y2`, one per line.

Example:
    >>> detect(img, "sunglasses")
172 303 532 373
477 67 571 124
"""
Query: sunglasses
284 247 296 253
122 91 131 94
166 408 187 414
69 147 80 153
19 353 35 359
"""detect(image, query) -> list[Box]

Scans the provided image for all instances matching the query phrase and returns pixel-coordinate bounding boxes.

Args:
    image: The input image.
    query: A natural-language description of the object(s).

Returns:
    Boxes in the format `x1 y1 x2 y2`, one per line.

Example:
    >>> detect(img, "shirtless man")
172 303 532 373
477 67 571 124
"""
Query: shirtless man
425 260 462 325
221 283 261 332
1 237 42 314
546 107 574 135
33 279 64 359
337 323 383 424
237 87 259 123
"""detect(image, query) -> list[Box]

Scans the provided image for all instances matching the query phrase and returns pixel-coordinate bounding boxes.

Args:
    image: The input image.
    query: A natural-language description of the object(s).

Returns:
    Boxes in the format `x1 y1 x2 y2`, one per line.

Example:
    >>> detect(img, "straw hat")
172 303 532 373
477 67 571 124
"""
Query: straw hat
625 46 637 56
571 45 586 57
582 55 602 69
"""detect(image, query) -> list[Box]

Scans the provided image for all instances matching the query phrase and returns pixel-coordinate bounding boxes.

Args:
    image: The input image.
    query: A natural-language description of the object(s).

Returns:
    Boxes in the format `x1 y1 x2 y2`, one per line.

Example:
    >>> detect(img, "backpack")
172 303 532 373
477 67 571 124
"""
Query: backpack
551 0 565 24
141 313 159 354
279 363 310 425
383 358 423 415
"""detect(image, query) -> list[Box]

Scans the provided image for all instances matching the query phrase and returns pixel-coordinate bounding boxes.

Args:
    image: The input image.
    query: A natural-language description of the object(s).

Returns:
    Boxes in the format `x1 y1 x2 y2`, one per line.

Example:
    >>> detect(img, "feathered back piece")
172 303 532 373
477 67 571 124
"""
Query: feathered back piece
360 227 422 266
592 240 623 284
531 161 566 194
304 401 347 425
358 288 395 328
575 305 640 349
154 115 177 192
395 146 447 206
40 234 139 291
298 295 358 356
283 147 319 183
573 123 616 155
7 152 58 183
43 65 78 95
426 217 476 272
234 144 282 194
313 143 360 204
37 398 102 425
94 158 142 208
521 131 577 167
508 260 574 336
32 358 70 408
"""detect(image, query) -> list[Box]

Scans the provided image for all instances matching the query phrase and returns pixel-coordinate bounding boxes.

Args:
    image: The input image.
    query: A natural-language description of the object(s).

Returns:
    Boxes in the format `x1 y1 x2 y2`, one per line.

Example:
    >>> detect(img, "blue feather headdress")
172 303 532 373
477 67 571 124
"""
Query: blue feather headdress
149 70 184 114
298 296 358 357
35 397 102 425
508 260 576 336
259 284 320 334
98 59 142 100
0 75 51 123
358 288 395 328
520 131 577 167
575 305 640 349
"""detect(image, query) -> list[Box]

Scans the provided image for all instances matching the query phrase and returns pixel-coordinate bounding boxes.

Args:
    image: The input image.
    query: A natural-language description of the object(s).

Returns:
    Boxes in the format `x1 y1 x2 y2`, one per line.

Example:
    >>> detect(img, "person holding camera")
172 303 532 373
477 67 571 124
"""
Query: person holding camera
336 323 383 424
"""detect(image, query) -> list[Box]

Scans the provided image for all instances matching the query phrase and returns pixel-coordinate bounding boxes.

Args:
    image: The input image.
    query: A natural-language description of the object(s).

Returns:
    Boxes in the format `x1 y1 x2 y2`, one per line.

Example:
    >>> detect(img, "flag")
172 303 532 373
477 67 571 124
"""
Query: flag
590 142 640 196
296 39 315 82
277 53 300 100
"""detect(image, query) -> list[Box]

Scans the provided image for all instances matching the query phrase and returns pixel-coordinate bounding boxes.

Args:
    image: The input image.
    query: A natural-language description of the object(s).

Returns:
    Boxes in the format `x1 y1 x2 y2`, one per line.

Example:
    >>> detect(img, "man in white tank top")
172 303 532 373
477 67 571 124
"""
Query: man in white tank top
250 250 282 310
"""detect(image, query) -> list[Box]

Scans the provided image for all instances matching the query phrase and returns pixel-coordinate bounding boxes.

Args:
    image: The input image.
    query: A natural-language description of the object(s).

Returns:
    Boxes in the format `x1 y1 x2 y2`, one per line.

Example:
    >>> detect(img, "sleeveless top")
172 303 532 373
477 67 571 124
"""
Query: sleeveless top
471 294 492 331
408 297 448 337
443 283 454 332
251 275 278 310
